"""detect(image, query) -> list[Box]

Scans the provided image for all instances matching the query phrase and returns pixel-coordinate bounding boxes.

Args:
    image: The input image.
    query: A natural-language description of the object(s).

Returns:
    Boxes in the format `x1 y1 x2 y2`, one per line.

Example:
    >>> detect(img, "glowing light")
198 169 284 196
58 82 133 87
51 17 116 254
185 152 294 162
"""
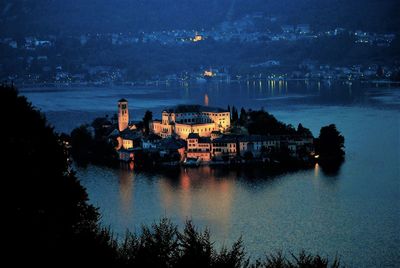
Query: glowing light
314 163 320 178
314 155 320 159
204 70 214 77
204 93 209 106
193 34 203 42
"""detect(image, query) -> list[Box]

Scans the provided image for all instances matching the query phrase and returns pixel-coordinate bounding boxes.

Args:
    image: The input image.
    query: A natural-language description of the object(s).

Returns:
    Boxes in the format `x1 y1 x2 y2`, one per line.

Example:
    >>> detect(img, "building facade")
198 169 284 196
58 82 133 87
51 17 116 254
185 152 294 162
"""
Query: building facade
151 105 230 139
186 133 212 161
118 98 129 132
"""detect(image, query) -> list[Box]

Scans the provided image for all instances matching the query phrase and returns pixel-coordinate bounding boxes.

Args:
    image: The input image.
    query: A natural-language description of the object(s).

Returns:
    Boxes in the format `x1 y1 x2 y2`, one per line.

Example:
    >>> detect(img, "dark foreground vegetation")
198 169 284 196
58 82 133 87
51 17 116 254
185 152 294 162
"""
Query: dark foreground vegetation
4 84 341 266
69 123 119 167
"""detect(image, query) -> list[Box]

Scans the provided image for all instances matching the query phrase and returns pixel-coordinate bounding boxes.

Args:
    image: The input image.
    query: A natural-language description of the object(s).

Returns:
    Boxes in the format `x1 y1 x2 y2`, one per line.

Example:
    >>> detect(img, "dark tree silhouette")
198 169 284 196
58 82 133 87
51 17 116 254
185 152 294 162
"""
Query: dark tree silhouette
244 109 297 136
70 124 93 166
231 106 239 124
297 123 313 137
70 124 118 167
315 124 345 175
1 85 116 266
239 107 247 125
315 124 345 159
91 116 112 139
143 110 153 135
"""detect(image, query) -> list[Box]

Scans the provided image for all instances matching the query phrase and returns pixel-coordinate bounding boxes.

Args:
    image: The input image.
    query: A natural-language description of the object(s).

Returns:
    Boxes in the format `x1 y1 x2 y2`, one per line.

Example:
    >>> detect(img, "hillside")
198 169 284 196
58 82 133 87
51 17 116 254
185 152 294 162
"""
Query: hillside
0 0 398 36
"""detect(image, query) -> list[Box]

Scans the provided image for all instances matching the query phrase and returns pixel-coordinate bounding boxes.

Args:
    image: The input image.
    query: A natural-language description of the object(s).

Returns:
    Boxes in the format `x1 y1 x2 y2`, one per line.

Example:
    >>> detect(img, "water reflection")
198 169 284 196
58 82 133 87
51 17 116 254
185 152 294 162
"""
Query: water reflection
119 166 135 224
314 163 320 178
158 167 236 237
204 93 209 106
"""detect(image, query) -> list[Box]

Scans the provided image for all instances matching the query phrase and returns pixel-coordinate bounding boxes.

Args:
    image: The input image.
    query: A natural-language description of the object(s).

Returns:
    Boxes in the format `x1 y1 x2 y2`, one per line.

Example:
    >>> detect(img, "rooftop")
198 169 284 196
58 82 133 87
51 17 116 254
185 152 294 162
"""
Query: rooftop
120 129 142 140
159 138 186 150
187 133 211 143
188 133 200 139
163 104 228 114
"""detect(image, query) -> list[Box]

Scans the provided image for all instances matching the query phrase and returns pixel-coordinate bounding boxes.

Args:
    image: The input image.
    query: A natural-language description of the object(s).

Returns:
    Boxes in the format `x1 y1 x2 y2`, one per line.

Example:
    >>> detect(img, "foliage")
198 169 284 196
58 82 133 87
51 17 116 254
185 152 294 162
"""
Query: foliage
1 84 102 265
315 124 345 159
91 116 112 139
297 123 313 137
70 124 93 166
143 110 153 135
239 109 298 136
115 219 341 268
231 106 239 124
117 219 248 268
250 251 341 268
314 124 345 175
70 123 118 167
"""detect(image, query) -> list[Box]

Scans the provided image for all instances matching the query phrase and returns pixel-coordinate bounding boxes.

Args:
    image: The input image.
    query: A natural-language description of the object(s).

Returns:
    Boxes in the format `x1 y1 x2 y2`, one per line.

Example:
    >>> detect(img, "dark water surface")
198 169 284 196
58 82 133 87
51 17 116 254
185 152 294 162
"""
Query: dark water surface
20 81 400 267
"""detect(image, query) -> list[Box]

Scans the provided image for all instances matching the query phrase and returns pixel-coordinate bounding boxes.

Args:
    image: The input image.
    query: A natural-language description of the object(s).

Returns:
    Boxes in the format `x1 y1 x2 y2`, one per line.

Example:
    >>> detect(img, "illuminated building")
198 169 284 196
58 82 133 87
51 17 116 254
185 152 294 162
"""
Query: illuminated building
204 70 214 77
118 98 129 132
187 133 211 161
211 136 237 158
193 34 203 42
151 105 231 139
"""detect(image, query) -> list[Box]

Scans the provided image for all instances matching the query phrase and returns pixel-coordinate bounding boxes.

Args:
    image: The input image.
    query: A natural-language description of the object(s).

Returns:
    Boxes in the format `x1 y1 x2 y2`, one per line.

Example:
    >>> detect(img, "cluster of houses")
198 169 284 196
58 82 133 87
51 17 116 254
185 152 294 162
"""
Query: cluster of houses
110 99 314 165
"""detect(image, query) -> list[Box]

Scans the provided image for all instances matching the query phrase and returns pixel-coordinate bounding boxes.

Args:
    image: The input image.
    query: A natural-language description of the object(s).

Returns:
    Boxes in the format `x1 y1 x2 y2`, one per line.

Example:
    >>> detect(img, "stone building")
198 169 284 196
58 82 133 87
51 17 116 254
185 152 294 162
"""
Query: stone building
151 105 230 139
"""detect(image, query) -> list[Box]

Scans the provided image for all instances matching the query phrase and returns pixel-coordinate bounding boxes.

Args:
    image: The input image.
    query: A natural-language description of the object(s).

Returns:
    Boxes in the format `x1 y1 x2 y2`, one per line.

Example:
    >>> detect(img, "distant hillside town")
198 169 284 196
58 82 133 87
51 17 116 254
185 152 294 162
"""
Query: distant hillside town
1 12 399 85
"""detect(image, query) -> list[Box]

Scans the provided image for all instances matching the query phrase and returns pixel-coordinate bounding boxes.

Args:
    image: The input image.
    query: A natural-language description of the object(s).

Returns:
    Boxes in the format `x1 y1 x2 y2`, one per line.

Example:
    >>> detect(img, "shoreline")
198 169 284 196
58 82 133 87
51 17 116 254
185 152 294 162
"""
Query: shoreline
15 79 400 89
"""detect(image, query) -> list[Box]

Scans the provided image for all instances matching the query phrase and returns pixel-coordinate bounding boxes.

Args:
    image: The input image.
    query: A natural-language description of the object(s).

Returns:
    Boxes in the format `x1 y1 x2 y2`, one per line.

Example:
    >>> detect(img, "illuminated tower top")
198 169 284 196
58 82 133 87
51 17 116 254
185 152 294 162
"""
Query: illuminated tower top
118 98 129 132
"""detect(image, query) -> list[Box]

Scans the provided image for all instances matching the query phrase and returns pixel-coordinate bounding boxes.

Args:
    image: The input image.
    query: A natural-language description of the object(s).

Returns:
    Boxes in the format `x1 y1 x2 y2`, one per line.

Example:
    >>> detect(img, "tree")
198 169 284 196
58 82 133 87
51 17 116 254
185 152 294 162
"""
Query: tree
91 117 111 139
315 124 345 159
314 124 345 175
70 123 118 167
2 85 110 266
231 106 239 124
70 124 93 166
239 108 247 125
143 110 153 135
297 123 313 137
245 110 297 136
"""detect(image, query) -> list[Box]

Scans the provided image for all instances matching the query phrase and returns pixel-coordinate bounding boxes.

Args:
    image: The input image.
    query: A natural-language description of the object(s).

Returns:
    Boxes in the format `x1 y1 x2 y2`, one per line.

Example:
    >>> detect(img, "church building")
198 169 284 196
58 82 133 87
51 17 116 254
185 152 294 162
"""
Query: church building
151 105 231 139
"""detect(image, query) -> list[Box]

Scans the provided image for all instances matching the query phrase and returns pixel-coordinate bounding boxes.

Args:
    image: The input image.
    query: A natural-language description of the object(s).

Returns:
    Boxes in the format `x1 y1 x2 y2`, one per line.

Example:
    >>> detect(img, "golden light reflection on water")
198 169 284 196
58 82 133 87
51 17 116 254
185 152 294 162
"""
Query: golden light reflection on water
119 168 135 224
158 166 236 237
314 163 320 178
204 93 209 106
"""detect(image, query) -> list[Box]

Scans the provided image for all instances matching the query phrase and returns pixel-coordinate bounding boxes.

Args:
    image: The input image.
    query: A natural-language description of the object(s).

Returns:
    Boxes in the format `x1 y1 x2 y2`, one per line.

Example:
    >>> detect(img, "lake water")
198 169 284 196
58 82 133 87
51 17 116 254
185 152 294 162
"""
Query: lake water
20 81 400 267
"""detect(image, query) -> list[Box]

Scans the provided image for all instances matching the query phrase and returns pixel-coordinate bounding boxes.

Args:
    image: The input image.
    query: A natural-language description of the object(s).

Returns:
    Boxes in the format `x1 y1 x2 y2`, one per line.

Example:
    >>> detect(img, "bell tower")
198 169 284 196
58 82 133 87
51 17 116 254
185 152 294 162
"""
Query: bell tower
118 98 129 132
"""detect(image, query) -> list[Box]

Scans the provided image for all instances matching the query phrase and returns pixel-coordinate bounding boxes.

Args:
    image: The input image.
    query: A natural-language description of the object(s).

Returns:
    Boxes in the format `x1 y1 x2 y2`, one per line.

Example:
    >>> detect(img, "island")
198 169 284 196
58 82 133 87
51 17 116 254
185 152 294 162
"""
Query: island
69 99 345 173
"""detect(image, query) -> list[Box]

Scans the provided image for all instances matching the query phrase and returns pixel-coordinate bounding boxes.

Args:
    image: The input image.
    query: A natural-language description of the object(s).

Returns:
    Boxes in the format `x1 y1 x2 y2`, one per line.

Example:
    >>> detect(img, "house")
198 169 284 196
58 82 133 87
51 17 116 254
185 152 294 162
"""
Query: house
238 135 280 157
211 136 237 159
141 133 162 149
186 133 212 161
158 138 186 162
119 130 142 150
